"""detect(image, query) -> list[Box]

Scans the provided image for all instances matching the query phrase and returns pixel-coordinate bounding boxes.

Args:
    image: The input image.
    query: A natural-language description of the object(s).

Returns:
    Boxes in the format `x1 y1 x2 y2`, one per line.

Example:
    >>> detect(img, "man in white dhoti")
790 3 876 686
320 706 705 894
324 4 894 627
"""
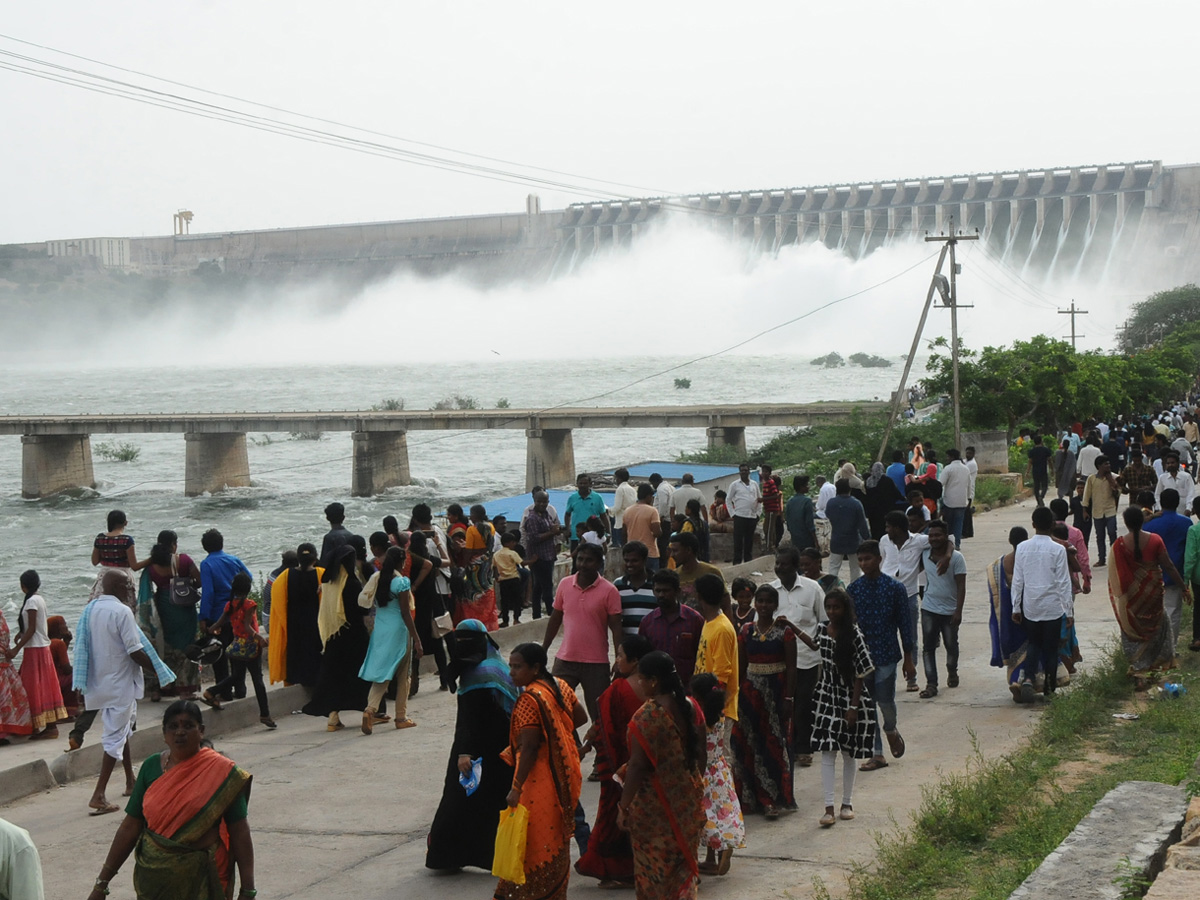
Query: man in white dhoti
76 570 155 815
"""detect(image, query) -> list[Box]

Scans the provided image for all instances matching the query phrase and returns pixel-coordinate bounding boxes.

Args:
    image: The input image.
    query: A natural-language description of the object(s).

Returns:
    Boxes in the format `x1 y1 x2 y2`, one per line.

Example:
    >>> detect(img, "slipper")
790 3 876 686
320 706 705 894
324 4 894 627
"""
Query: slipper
327 721 345 732
369 713 391 724
89 803 120 816
859 758 889 771
947 674 960 688
394 718 417 730
885 729 906 759
906 682 920 692
260 717 277 729
361 712 373 736
919 687 938 699
200 691 222 710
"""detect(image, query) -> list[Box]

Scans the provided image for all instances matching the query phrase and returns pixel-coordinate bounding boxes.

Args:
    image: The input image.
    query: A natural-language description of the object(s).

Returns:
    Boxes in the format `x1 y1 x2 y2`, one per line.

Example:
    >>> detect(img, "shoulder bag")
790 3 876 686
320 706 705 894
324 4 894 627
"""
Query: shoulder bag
170 556 201 607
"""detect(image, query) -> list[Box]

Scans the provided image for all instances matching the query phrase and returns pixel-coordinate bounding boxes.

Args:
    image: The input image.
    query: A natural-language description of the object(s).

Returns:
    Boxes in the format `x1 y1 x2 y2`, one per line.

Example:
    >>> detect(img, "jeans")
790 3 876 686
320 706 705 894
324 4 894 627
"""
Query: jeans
498 578 523 624
732 515 757 564
867 662 898 757
611 527 626 549
1092 515 1117 564
1021 615 1064 694
552 658 611 724
531 558 555 619
793 665 819 755
211 654 270 717
904 594 920 681
941 505 966 549
830 553 862 583
1032 471 1050 506
209 622 241 700
921 609 959 689
646 557 661 573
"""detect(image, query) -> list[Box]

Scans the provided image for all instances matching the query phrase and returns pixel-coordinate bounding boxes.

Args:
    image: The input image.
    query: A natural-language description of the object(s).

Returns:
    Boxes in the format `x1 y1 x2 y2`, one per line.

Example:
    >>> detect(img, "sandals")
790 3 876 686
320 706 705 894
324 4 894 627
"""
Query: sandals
885 729 906 759
394 718 417 730
716 848 732 876
200 691 223 710
859 758 889 771
919 687 938 699
947 673 959 688
260 716 277 729
906 681 920 693
764 806 780 820
361 712 373 735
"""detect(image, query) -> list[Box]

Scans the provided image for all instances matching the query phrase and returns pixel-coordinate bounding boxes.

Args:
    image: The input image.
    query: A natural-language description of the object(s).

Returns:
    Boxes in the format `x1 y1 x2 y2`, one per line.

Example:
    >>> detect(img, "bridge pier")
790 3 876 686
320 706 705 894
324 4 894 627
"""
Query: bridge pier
706 426 747 458
185 432 250 496
351 431 411 496
21 434 95 498
526 428 575 491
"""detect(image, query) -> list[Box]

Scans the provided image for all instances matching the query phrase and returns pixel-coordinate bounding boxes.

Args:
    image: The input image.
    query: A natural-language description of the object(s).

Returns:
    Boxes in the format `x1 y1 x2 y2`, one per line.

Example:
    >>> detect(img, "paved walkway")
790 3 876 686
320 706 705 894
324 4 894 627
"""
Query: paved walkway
3 498 1122 900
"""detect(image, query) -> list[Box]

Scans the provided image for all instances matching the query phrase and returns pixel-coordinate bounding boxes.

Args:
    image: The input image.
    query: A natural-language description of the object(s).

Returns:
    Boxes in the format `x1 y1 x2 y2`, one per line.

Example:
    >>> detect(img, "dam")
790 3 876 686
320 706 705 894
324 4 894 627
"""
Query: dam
14 160 1200 289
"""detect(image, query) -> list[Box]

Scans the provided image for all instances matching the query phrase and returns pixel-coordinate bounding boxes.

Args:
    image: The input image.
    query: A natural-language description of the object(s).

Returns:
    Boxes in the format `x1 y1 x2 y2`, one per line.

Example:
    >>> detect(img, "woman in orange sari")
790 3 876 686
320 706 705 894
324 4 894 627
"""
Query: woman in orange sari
618 650 707 900
88 700 255 900
1109 506 1190 690
498 643 585 900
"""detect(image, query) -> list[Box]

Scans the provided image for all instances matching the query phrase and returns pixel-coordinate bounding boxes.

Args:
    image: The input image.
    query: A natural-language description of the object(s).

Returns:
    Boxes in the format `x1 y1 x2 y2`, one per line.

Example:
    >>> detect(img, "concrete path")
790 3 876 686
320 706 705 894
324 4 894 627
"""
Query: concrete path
3 497 1122 900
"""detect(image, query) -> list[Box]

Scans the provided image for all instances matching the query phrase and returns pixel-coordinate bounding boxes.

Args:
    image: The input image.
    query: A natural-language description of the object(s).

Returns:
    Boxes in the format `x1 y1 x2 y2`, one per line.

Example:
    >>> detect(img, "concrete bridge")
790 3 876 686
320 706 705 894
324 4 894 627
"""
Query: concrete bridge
3 402 887 498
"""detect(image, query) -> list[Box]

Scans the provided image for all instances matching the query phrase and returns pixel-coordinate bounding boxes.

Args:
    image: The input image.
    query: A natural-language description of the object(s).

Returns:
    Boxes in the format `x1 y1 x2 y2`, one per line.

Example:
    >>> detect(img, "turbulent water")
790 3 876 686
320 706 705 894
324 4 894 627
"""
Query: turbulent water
0 356 909 624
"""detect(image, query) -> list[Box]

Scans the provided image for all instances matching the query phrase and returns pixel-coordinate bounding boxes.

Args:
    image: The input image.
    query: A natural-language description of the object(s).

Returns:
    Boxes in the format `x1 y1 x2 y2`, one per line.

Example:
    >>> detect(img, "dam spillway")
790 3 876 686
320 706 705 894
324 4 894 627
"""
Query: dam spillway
17 159 1200 289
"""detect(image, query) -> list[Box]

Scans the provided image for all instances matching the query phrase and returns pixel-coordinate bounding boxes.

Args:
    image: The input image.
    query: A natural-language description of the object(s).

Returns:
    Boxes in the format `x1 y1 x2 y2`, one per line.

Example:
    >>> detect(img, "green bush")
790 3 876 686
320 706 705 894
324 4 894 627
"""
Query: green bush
94 441 140 462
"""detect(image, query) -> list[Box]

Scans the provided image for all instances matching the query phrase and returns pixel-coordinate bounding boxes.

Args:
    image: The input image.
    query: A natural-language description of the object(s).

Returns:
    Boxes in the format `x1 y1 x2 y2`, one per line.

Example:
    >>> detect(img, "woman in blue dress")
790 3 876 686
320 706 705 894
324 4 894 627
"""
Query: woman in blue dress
359 546 423 733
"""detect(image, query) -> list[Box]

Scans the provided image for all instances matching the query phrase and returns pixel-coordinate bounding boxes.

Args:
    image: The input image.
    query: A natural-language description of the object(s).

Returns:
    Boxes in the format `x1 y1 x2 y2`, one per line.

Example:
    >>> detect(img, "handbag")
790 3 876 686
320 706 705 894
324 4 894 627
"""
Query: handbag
431 612 454 639
492 804 529 884
170 556 200 607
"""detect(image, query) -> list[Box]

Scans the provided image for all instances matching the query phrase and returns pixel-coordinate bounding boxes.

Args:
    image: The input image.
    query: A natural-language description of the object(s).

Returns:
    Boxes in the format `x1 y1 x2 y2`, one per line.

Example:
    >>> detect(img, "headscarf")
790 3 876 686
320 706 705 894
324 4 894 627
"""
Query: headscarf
837 462 858 481
318 545 356 647
865 461 886 489
448 619 518 713
47 615 71 643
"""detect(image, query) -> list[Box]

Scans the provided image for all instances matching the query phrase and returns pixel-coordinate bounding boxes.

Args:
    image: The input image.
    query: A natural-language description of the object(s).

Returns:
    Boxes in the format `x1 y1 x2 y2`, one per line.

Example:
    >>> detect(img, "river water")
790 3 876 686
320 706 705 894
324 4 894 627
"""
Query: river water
0 355 910 623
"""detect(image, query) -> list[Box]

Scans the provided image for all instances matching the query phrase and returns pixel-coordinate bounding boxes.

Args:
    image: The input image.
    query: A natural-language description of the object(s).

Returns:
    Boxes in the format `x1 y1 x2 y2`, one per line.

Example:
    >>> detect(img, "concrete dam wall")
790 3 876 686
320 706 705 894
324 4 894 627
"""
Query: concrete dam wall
23 160 1200 289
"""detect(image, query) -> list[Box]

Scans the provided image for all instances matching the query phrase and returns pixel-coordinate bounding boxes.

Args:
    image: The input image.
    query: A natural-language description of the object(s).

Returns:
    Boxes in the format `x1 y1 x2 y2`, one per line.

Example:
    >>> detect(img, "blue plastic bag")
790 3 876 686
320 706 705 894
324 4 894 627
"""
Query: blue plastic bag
459 757 483 795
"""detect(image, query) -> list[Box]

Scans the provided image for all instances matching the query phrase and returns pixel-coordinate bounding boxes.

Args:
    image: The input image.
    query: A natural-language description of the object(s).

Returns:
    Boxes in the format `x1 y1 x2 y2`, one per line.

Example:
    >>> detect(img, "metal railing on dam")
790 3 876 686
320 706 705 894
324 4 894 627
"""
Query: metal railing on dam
5 402 887 498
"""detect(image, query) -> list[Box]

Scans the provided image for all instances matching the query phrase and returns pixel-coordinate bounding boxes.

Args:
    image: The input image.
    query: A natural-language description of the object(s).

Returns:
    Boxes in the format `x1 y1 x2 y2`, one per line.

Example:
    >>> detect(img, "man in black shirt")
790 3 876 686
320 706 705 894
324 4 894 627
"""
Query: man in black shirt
1026 434 1053 508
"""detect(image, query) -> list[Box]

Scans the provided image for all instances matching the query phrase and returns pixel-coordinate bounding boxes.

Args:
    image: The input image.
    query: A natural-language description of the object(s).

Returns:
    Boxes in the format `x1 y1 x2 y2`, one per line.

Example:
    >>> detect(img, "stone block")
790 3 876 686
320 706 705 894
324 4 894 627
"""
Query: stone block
963 430 1009 473
21 433 95 498
351 431 410 496
1144 868 1200 899
1165 844 1200 870
184 432 250 496
1008 781 1187 900
0 758 56 805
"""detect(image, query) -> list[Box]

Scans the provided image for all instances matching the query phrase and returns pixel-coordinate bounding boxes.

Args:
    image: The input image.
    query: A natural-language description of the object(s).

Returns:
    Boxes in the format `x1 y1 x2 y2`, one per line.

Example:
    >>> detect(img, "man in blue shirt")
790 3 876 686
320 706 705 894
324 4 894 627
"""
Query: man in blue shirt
919 520 967 698
847 539 914 771
199 528 252 701
885 450 908 503
1144 488 1191 645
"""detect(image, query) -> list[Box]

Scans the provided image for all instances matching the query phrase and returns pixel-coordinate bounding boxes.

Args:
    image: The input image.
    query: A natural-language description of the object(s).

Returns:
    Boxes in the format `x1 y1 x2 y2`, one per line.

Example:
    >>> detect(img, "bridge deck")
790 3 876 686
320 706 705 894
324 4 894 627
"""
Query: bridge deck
0 402 888 436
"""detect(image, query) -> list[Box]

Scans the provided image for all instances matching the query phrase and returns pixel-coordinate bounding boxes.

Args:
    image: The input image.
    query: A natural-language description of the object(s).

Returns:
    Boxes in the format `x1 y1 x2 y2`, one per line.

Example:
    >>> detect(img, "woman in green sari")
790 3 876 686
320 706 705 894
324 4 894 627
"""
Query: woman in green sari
138 534 201 700
88 700 255 900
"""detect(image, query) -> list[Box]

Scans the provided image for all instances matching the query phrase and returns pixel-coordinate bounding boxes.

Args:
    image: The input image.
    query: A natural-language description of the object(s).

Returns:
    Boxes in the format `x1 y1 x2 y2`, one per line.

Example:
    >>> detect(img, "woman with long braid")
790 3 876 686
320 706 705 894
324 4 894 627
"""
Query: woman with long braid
618 650 707 900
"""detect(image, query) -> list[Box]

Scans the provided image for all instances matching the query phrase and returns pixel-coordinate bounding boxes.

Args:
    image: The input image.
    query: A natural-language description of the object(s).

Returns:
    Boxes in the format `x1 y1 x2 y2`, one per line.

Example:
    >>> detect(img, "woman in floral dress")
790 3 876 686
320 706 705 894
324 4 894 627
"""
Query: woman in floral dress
690 673 744 876
0 609 32 744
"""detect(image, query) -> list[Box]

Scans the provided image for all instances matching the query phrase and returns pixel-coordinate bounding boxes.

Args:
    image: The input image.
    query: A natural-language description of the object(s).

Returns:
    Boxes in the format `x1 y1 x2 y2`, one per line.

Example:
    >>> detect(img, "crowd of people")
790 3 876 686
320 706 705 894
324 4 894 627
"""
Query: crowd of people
3 395 1198 900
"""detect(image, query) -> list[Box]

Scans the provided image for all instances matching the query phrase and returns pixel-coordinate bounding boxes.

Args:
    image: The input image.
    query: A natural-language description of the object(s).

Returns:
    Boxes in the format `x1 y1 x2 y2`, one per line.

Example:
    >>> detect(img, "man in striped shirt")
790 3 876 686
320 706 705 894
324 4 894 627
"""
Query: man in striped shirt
614 541 657 635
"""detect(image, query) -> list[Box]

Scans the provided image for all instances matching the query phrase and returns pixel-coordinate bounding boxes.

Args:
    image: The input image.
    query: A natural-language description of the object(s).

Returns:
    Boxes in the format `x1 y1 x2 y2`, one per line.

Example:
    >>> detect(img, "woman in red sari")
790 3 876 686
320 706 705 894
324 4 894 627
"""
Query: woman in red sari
1109 506 1189 690
450 504 499 631
618 650 707 900
88 700 255 900
498 643 585 900
576 634 652 887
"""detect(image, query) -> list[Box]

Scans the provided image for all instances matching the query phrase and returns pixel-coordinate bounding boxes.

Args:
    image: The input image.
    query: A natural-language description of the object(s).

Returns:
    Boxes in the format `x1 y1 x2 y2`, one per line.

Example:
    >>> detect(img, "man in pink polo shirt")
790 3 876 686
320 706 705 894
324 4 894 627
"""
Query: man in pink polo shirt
541 541 623 722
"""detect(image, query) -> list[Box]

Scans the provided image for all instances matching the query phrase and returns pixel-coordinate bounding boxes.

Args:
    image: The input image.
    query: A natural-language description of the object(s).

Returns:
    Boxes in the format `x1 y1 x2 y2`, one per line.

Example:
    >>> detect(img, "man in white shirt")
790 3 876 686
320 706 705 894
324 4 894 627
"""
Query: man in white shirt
0 817 44 900
1077 435 1102 479
669 473 707 524
964 446 979 538
1155 452 1196 512
727 463 762 565
78 570 154 815
649 473 675 560
881 510 929 691
609 467 637 548
1010 507 1073 701
768 547 826 768
938 449 972 549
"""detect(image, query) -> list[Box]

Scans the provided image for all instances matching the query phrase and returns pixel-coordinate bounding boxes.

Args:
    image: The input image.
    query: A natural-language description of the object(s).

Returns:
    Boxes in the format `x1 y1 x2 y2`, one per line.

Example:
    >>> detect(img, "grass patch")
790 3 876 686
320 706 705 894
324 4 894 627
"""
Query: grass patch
844 612 1200 900
94 440 141 462
973 475 1016 507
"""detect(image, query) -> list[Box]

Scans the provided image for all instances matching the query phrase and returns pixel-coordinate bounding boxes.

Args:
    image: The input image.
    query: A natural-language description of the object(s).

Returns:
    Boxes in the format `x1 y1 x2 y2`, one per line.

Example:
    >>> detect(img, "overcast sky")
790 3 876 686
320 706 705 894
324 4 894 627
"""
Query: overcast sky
4 1 1197 243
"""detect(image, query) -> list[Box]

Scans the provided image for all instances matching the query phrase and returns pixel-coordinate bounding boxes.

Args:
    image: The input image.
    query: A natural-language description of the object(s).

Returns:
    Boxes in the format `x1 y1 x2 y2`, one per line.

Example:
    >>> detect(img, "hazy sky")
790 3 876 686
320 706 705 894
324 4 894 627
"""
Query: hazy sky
4 1 1198 244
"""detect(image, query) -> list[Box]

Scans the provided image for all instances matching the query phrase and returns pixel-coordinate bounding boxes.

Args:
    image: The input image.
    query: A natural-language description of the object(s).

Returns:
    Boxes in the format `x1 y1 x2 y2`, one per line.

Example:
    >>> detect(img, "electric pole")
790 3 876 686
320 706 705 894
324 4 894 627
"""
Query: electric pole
1057 300 1088 349
924 218 978 455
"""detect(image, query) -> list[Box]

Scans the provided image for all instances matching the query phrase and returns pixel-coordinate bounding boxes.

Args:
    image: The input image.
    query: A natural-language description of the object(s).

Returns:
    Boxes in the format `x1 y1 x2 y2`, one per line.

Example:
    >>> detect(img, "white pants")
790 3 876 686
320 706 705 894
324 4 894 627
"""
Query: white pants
101 703 136 760
821 750 856 808
830 553 862 583
1163 584 1184 646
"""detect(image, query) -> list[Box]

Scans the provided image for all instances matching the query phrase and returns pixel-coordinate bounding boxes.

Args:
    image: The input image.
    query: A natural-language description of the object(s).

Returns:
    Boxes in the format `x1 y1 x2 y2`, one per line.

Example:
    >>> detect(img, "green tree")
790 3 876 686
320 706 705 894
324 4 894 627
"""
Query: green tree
1117 284 1200 351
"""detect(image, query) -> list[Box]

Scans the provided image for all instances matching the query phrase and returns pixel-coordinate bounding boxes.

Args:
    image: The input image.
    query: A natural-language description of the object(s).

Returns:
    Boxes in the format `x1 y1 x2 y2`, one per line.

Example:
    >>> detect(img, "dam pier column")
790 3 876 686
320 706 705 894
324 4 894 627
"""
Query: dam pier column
21 434 95 498
185 432 250 496
351 431 411 496
706 426 747 459
525 427 575 491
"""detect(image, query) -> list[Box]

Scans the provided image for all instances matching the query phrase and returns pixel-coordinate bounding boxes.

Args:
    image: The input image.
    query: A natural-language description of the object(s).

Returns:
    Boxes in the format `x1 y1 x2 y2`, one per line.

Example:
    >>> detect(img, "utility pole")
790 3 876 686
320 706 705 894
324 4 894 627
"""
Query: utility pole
925 218 978 455
1057 300 1088 349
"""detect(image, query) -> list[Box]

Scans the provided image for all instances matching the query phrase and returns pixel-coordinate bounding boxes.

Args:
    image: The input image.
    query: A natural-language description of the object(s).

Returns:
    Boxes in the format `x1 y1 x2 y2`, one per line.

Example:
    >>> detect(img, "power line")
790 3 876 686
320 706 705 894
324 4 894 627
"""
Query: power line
94 249 939 497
